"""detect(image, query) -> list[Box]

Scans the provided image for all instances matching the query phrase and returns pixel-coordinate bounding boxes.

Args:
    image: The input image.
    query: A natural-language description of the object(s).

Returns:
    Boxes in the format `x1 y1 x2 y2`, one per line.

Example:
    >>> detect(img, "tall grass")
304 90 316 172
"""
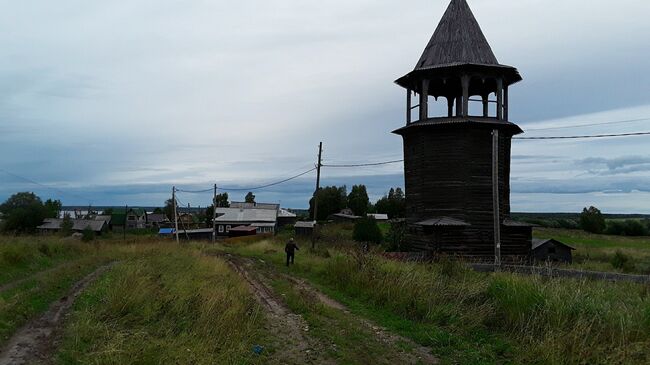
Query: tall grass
228 239 650 364
56 245 265 365
0 236 93 285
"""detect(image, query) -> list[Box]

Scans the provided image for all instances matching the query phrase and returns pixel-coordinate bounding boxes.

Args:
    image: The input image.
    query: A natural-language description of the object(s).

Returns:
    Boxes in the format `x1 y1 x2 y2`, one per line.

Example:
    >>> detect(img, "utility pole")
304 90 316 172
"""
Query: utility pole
492 130 501 269
212 184 217 244
313 142 323 222
173 186 179 244
123 204 127 241
312 142 323 249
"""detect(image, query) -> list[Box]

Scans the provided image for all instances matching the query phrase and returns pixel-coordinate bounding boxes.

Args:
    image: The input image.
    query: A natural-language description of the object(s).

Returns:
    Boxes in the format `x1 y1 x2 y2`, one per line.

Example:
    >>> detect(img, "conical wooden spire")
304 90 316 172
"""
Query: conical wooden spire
415 0 498 69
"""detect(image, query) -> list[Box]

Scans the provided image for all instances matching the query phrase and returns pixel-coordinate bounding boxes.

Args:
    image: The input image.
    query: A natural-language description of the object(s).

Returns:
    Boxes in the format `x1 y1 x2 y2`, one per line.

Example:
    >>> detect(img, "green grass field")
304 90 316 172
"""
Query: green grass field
1 230 650 364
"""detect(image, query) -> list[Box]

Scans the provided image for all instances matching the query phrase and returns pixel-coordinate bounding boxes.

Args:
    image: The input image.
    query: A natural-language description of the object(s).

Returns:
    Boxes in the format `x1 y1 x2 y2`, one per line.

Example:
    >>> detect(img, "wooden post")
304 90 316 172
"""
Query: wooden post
406 89 411 124
172 187 179 243
419 80 429 120
461 75 470 117
492 130 501 268
482 95 489 117
447 97 454 117
496 78 503 120
455 96 462 117
312 142 323 249
212 184 217 244
504 85 509 121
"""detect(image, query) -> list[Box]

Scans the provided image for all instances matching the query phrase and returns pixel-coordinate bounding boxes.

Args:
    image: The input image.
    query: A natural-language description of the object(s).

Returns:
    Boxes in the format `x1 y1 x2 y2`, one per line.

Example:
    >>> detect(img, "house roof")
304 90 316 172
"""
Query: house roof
295 221 316 228
368 214 389 220
158 228 175 234
38 218 106 232
503 219 536 227
147 213 168 223
532 238 576 251
230 202 280 210
251 222 276 228
278 209 297 218
94 215 112 223
415 217 470 227
329 213 361 220
215 207 277 223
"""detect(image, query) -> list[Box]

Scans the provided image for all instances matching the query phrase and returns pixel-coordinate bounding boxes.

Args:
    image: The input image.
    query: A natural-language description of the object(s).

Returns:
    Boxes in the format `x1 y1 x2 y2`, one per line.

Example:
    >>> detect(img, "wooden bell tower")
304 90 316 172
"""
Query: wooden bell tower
393 0 532 261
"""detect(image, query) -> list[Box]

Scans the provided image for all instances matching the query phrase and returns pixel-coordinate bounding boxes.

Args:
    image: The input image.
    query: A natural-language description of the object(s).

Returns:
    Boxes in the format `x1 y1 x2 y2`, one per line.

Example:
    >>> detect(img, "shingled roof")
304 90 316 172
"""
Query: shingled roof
415 0 498 70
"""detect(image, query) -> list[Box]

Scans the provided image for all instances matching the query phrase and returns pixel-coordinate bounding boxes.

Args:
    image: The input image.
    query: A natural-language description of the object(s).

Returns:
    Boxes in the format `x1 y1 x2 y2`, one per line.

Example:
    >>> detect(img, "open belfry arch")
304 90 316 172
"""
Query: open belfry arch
393 0 532 261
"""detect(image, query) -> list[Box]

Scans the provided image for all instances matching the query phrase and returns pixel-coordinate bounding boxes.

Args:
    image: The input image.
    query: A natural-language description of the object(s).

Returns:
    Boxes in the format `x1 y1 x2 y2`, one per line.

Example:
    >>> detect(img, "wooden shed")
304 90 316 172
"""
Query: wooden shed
531 239 575 264
392 0 532 261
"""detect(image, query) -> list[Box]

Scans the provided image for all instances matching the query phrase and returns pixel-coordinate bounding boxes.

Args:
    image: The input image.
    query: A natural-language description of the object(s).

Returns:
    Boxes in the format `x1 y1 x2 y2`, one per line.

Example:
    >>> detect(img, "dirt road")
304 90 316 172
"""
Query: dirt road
0 263 116 365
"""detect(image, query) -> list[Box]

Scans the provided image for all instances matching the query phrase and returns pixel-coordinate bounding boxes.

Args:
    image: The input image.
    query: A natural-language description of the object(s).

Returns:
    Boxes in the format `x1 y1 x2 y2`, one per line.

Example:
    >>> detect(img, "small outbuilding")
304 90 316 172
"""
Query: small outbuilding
228 225 258 238
531 238 575 264
294 221 316 236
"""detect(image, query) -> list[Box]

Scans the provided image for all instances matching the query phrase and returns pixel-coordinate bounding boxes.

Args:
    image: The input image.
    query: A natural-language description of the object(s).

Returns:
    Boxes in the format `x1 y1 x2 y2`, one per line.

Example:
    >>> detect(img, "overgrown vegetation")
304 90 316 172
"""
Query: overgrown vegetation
0 192 61 233
56 247 264 364
353 216 383 244
223 235 650 364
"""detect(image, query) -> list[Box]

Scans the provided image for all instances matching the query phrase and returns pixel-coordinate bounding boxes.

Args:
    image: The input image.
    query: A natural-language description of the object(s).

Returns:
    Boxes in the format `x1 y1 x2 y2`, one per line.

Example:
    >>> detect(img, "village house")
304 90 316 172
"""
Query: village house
214 204 279 236
37 218 108 235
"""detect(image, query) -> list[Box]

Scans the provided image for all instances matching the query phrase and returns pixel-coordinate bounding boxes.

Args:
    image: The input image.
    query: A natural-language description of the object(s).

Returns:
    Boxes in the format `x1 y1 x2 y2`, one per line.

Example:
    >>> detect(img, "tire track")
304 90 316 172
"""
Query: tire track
0 262 117 365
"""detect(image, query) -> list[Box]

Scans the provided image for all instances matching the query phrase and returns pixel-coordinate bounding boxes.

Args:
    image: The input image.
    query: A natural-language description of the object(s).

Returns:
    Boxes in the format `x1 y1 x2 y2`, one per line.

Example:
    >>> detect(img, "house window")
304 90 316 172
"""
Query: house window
218 225 224 233
226 225 231 232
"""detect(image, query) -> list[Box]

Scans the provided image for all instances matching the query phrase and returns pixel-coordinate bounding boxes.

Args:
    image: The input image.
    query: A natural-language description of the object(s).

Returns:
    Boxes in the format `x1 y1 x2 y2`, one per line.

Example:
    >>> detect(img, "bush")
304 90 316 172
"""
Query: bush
81 226 95 242
580 206 606 234
610 250 634 272
384 220 406 252
605 220 649 236
353 216 383 244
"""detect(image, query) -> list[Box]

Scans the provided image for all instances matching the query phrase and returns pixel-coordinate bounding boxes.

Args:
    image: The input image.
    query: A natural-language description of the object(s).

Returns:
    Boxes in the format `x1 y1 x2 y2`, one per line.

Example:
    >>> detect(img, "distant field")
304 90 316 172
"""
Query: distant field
534 227 650 273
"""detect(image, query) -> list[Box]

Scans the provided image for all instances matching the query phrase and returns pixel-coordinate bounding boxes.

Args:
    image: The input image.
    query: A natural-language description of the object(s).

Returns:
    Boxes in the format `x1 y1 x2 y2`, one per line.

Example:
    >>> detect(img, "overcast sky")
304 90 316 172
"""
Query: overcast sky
1 0 650 212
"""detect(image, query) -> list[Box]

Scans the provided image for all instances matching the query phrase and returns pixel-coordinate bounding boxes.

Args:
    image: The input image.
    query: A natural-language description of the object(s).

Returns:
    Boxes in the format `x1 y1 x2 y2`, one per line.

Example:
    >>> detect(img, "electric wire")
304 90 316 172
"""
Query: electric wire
322 159 404 168
218 167 316 191
0 168 93 203
514 131 650 140
522 117 650 132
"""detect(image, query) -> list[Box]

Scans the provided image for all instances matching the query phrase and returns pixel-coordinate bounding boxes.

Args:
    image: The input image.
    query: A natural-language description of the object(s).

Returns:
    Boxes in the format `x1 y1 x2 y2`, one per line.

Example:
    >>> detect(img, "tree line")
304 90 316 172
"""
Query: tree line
308 185 406 221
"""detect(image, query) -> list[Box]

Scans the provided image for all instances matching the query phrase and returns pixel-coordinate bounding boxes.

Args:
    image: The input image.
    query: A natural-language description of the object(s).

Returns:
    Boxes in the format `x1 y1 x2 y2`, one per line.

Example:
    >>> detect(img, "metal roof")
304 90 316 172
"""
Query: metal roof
368 214 389 221
38 219 106 232
503 219 536 227
158 228 175 234
295 221 316 228
215 207 277 223
278 209 297 218
230 202 279 210
251 222 276 227
415 217 470 227
532 238 576 251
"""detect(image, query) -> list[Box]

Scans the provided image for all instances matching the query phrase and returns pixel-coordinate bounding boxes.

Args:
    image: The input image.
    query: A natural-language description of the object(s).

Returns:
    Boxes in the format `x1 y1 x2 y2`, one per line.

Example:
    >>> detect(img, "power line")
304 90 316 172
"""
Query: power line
514 131 650 140
176 187 214 194
0 168 92 203
219 167 316 191
322 159 404 168
522 117 650 132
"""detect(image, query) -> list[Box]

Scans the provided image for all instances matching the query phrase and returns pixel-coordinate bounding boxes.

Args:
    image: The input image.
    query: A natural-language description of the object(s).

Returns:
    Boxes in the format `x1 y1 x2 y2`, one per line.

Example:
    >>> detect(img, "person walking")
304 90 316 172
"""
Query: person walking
285 238 299 266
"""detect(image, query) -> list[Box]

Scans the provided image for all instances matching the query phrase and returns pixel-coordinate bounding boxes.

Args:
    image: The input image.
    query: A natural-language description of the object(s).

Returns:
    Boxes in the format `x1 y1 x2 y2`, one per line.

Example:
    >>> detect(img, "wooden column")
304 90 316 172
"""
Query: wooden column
461 75 470 117
447 97 454 117
406 89 411 124
455 96 462 117
492 130 501 267
482 95 489 117
496 78 503 120
504 85 509 121
419 80 429 121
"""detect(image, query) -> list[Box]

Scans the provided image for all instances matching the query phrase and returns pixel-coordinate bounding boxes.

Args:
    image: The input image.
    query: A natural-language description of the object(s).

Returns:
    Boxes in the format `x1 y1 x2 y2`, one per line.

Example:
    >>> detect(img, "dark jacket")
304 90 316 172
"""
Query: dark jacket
285 242 299 254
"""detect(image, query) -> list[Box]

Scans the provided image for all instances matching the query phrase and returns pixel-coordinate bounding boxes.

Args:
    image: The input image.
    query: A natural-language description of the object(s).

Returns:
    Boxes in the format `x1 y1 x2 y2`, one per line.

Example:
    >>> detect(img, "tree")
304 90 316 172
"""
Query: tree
0 192 49 233
374 187 406 219
163 199 175 220
152 207 163 215
245 192 255 204
214 192 230 208
81 226 95 242
353 216 383 244
309 185 347 221
60 213 74 236
44 199 62 218
348 185 370 216
580 206 606 234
